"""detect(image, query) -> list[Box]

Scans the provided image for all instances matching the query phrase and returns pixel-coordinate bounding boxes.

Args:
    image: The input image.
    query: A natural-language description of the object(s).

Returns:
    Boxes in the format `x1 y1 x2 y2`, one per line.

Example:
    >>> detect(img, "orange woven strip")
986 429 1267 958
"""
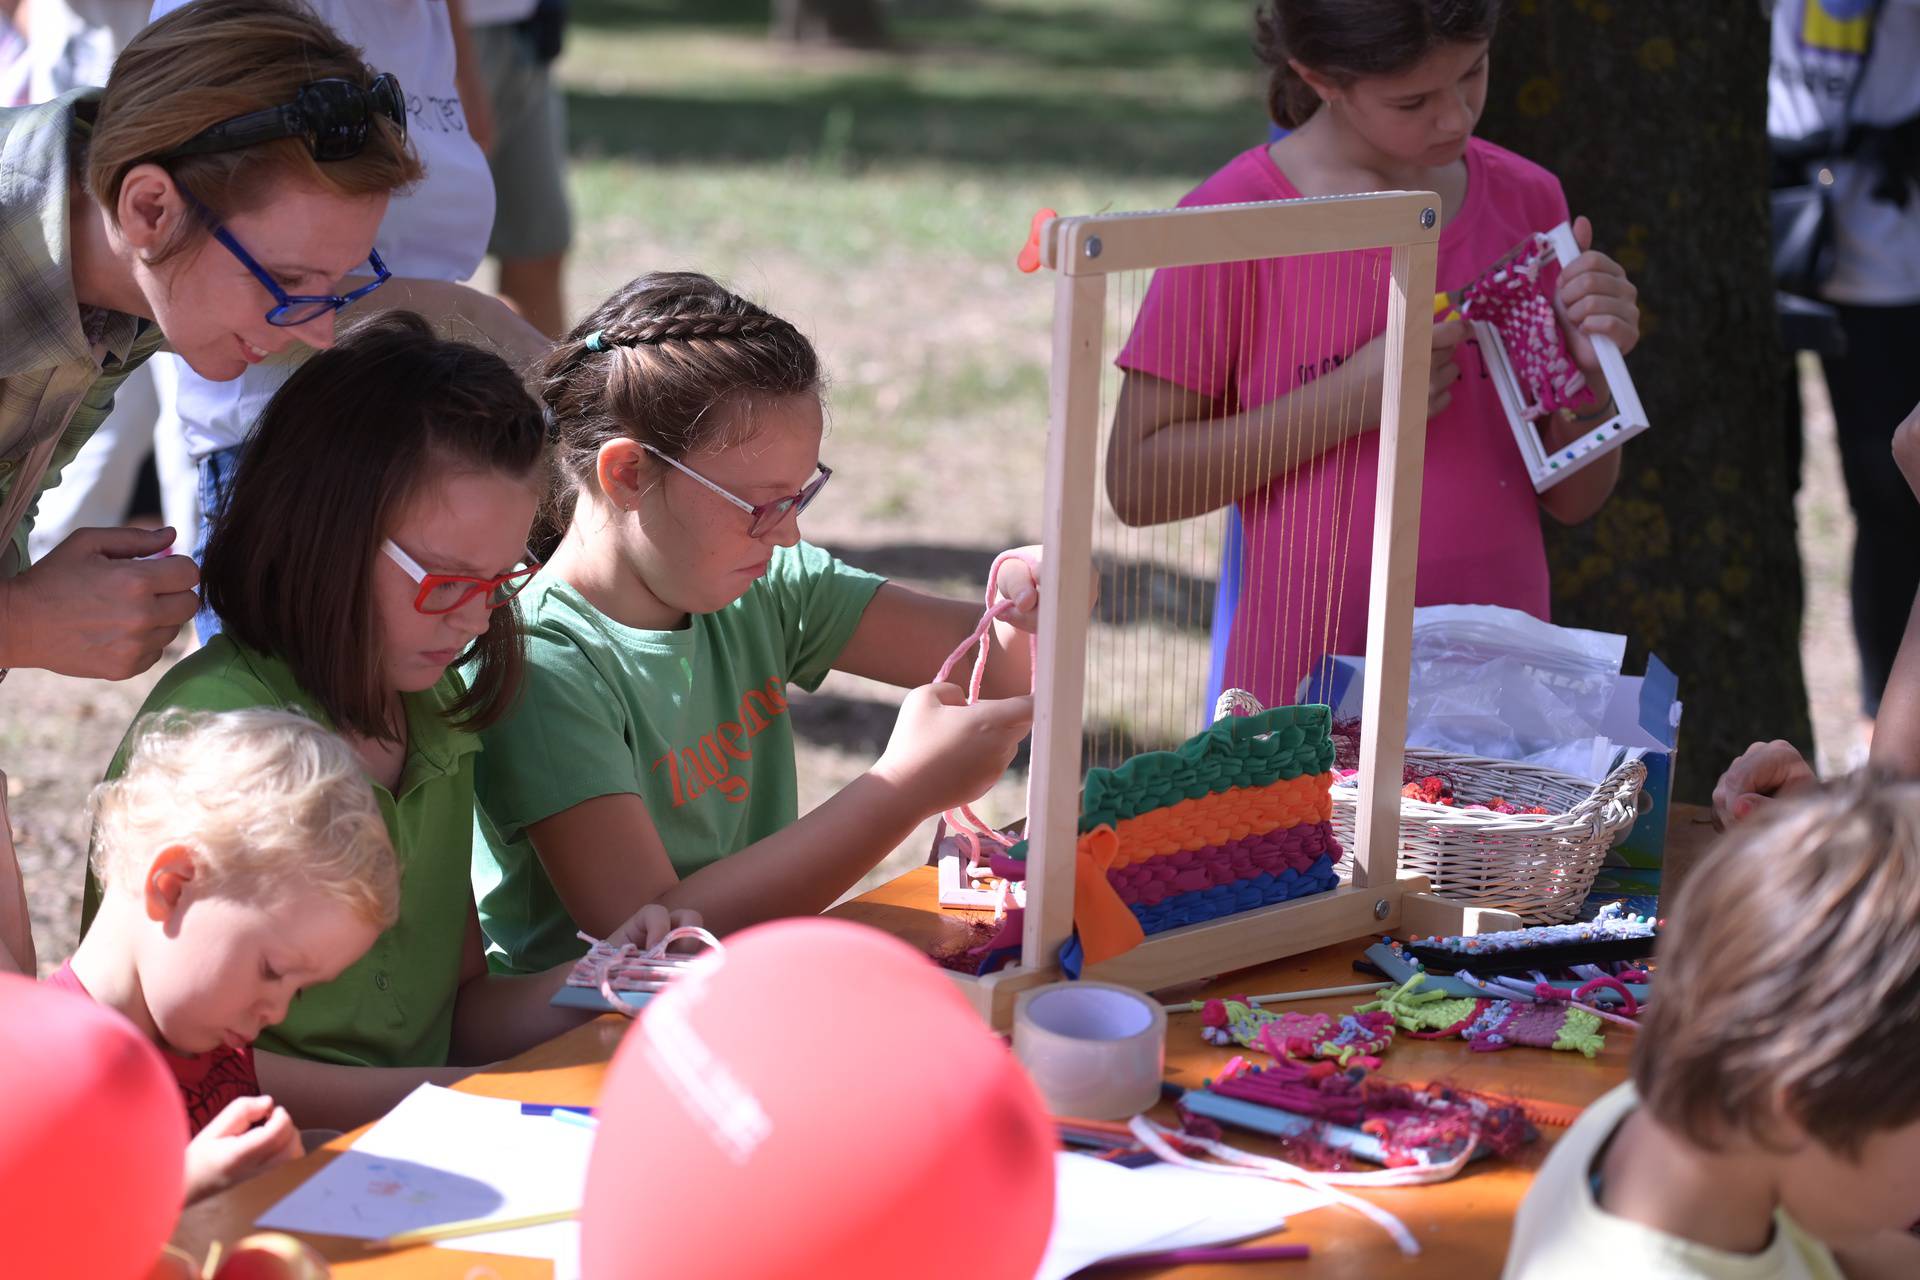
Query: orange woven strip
1077 773 1335 868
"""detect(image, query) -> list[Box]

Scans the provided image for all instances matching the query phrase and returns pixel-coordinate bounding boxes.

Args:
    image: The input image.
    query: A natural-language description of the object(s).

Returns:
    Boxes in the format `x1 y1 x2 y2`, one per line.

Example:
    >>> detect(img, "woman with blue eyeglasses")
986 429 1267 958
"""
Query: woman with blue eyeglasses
0 0 417 977
0 0 416 688
147 0 550 645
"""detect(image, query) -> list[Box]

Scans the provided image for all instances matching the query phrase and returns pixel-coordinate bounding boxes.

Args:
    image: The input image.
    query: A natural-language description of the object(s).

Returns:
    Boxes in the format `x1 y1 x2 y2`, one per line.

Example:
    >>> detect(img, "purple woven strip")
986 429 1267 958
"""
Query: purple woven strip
1108 821 1334 907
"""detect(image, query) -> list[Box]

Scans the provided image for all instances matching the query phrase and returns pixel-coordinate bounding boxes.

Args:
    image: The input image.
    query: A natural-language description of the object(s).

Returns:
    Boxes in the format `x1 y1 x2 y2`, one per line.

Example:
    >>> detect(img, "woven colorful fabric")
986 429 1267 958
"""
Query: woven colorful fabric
1000 706 1341 947
1359 974 1606 1059
1458 232 1588 420
1185 1057 1538 1170
1199 998 1396 1068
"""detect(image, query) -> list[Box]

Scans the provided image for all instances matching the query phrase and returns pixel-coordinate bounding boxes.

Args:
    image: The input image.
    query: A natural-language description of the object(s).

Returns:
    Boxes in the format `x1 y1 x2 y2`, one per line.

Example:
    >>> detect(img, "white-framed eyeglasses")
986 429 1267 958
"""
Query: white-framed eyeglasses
640 443 832 538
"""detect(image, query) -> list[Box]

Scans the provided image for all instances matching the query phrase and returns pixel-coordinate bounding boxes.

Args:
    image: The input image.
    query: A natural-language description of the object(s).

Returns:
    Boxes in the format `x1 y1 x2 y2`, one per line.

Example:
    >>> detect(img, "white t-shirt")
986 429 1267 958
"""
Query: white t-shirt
1503 1084 1844 1280
463 0 539 28
1768 0 1920 305
147 0 497 458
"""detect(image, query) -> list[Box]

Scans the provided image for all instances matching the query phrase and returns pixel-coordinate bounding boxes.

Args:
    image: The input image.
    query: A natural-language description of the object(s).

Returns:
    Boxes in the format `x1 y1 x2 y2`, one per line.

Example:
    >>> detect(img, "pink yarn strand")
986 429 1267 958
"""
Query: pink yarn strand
934 551 1040 859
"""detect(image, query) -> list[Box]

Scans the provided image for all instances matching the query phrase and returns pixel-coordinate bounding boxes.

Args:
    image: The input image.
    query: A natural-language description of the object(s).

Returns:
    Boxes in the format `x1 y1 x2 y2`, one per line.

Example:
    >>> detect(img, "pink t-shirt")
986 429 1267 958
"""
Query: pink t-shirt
1117 140 1570 708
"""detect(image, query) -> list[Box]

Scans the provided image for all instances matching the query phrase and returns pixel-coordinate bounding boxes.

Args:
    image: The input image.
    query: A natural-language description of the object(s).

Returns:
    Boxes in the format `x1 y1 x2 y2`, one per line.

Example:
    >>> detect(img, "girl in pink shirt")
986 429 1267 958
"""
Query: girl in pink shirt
1110 0 1643 708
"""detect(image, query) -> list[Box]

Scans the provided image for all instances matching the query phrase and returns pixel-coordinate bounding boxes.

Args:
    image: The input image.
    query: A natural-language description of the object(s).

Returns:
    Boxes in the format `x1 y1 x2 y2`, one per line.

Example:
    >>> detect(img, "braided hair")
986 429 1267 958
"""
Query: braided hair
537 272 822 556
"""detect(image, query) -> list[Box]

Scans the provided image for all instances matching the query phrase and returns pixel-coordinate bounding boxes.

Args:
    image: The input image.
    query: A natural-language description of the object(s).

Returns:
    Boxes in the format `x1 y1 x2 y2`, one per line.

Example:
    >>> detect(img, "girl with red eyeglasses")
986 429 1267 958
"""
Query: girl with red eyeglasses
470 272 1044 974
77 314 699 1132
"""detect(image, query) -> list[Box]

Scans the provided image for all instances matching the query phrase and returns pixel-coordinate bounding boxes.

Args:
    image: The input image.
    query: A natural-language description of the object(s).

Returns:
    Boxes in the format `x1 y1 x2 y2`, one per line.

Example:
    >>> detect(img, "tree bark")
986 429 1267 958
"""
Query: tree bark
1476 4 1811 800
771 0 889 47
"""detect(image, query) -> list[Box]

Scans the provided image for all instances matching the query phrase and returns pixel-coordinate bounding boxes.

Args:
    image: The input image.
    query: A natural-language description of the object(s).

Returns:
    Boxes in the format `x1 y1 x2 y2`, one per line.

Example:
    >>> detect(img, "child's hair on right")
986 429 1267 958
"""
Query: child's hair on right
534 271 821 556
90 0 422 267
202 311 548 741
1634 776 1920 1159
1254 0 1501 128
90 708 399 930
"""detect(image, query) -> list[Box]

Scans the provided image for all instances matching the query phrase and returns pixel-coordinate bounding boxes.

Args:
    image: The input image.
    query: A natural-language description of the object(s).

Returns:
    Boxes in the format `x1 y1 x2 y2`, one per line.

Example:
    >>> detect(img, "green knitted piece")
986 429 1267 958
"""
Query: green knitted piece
1001 704 1335 863
1077 704 1333 831
1552 1007 1607 1057
1358 974 1483 1035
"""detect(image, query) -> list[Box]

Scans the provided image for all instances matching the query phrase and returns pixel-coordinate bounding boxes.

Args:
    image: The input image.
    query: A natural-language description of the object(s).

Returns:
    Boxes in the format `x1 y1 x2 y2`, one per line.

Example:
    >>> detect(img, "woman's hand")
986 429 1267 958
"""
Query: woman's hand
184 1095 304 1203
1711 739 1818 829
1555 215 1641 378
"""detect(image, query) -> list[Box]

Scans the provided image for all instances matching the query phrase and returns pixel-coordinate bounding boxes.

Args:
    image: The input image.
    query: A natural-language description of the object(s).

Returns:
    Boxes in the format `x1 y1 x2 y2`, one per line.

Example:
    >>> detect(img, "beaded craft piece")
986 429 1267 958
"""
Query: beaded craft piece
1199 998 1396 1068
1405 901 1658 974
991 703 1341 969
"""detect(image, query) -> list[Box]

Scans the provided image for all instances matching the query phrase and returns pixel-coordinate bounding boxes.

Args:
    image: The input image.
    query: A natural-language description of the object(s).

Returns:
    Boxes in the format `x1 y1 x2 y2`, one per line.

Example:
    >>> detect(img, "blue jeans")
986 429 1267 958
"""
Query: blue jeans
192 444 243 643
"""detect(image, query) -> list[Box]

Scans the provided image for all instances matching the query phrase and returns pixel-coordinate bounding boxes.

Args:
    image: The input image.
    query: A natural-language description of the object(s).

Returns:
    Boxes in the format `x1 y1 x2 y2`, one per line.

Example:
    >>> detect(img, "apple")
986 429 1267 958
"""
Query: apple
145 1245 201 1280
210 1233 329 1280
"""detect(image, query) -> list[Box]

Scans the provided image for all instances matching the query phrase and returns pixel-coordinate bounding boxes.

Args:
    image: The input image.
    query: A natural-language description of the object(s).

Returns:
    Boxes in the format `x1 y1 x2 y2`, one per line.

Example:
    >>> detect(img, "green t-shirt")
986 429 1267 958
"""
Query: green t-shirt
80 637 480 1069
472 540 884 974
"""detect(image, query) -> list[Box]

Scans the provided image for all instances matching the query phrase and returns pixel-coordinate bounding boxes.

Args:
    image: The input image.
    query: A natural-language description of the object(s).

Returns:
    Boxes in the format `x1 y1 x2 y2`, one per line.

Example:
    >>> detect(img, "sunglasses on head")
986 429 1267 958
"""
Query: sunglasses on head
163 74 406 164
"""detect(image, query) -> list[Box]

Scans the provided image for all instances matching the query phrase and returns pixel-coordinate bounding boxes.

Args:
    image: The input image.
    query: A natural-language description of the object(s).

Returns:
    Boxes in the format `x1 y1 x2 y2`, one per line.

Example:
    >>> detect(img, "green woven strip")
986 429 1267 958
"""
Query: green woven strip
1076 705 1333 833
1002 705 1335 862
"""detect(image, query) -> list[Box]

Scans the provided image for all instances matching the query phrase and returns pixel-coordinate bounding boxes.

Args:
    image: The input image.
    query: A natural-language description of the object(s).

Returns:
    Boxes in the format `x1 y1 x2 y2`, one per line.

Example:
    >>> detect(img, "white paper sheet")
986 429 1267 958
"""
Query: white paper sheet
1032 1153 1332 1279
255 1084 592 1264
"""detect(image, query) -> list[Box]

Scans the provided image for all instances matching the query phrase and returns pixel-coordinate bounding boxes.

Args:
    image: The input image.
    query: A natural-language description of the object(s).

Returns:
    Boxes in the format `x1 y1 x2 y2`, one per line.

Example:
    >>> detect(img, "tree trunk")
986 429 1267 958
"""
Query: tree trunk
771 0 889 47
1477 5 1811 800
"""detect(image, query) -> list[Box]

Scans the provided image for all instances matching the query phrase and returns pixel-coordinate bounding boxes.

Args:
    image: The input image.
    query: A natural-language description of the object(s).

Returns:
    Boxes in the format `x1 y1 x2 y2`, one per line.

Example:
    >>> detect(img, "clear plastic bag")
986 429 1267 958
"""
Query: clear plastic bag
1403 605 1626 780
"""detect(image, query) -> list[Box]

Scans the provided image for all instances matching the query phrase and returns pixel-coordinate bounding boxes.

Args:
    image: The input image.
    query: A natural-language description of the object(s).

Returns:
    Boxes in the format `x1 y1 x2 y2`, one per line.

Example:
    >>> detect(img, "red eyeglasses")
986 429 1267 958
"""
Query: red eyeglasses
382 540 539 615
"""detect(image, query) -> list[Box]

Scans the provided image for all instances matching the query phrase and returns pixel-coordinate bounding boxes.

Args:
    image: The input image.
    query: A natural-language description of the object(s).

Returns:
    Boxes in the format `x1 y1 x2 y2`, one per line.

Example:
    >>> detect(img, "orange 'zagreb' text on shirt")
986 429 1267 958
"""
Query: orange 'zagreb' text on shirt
650 677 790 806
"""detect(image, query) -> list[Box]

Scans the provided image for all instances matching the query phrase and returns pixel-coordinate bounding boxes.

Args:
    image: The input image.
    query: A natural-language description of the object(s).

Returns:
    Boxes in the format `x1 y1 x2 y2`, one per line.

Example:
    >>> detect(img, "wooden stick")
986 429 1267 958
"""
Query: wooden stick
1162 981 1389 1013
381 1207 577 1248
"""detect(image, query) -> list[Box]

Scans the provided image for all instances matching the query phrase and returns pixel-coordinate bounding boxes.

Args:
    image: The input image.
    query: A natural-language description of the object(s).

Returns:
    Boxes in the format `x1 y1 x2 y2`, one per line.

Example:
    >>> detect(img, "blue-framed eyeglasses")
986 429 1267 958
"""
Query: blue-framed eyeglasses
184 190 390 327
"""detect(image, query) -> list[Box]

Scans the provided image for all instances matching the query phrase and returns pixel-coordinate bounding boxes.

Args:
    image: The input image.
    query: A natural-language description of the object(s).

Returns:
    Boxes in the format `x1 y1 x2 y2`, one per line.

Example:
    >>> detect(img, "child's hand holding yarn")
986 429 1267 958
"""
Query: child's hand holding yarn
1554 215 1641 378
183 1094 304 1203
606 904 707 953
873 682 1034 816
992 546 1043 633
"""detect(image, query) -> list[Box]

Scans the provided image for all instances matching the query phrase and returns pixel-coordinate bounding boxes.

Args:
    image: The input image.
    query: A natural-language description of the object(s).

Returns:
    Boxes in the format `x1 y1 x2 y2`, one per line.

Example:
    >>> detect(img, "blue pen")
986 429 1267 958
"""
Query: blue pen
520 1103 596 1118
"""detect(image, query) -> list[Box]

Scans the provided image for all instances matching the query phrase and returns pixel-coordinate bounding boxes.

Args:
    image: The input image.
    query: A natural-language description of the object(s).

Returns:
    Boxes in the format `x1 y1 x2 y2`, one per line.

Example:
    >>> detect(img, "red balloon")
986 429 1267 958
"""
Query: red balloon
0 973 188 1279
582 919 1056 1280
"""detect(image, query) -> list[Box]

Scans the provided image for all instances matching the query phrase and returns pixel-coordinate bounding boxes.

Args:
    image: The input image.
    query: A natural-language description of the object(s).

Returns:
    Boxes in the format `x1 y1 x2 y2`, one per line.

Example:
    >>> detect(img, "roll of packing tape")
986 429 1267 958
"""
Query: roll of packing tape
1012 981 1167 1120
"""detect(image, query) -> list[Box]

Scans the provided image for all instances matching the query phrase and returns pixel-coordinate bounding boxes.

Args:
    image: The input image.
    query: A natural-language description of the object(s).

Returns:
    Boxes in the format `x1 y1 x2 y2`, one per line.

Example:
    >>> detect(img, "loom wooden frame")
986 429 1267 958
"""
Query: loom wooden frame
945 193 1517 1027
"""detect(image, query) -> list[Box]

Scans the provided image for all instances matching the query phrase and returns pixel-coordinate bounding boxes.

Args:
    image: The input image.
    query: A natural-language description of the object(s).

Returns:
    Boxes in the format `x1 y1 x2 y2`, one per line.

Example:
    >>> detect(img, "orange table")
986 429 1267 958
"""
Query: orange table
170 806 1715 1278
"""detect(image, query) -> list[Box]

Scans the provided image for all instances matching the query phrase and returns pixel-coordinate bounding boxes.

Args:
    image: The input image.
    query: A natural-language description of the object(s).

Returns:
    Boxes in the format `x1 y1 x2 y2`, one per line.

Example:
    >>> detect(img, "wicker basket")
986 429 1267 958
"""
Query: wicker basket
1331 748 1647 924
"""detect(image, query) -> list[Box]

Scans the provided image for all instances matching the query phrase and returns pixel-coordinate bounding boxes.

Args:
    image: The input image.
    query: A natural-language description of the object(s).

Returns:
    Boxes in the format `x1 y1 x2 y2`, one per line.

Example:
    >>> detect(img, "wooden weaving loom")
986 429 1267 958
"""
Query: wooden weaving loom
938 191 1520 1027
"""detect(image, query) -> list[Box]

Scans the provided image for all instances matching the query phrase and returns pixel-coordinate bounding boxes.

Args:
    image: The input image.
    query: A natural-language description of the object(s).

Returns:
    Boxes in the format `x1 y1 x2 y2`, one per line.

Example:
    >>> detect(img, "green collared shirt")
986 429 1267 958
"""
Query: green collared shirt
0 89 167 570
81 637 483 1069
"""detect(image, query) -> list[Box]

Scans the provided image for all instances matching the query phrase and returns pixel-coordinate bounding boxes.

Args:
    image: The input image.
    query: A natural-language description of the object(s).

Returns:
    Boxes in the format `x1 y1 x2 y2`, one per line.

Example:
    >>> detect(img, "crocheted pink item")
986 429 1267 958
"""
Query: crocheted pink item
1458 233 1587 421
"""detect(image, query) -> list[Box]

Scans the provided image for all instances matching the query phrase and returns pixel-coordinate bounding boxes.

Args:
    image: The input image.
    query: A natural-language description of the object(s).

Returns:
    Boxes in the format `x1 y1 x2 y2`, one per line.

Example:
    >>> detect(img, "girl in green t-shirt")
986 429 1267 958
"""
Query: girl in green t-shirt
472 272 1040 971
86 314 697 1131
